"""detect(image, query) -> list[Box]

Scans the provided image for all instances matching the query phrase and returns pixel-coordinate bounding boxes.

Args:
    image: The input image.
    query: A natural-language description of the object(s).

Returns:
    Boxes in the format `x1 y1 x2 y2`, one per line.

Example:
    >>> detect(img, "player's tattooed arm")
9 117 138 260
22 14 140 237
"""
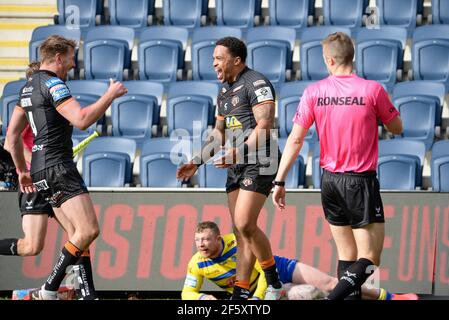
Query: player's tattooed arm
245 102 275 151
191 118 225 165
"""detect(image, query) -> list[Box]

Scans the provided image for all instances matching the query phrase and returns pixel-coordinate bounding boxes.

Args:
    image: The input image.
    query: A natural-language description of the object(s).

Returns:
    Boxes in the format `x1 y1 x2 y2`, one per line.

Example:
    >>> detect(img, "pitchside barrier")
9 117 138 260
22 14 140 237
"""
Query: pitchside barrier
0 189 448 296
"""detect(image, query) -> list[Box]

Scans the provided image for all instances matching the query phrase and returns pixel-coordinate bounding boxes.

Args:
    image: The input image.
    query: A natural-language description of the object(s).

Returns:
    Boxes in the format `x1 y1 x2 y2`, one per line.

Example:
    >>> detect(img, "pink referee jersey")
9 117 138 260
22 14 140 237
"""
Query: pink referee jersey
293 74 399 173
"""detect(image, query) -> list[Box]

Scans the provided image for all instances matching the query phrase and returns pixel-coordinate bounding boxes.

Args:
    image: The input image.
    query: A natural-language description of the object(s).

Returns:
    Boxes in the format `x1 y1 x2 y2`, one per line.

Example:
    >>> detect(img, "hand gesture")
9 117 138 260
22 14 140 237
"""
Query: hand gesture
19 171 36 193
176 163 198 182
108 78 128 99
272 185 286 210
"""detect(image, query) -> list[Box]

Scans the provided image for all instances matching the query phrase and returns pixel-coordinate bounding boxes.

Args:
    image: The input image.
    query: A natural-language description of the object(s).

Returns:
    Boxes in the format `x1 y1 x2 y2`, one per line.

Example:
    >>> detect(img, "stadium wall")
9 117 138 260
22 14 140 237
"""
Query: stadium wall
0 190 448 295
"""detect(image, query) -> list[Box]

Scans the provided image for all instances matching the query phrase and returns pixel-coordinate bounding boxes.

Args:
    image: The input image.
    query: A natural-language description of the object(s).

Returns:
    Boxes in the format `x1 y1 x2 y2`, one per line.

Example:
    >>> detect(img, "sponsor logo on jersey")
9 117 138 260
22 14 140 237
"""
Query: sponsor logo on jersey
225 116 242 129
184 275 198 288
32 144 43 152
33 179 49 191
45 77 64 88
22 86 34 94
50 84 71 102
21 98 32 107
231 95 240 107
254 86 274 103
252 79 266 87
316 96 366 106
25 200 33 210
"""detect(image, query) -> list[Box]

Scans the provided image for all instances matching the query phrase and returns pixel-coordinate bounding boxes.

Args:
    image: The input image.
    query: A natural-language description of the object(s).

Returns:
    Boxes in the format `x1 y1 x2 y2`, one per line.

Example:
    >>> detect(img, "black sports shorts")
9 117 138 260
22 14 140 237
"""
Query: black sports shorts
18 191 54 217
321 169 385 228
31 162 88 208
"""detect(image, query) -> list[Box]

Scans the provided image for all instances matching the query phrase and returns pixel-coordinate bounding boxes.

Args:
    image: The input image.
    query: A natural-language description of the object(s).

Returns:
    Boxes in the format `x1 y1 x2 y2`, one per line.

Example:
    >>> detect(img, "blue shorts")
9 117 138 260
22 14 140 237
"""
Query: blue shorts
274 255 298 284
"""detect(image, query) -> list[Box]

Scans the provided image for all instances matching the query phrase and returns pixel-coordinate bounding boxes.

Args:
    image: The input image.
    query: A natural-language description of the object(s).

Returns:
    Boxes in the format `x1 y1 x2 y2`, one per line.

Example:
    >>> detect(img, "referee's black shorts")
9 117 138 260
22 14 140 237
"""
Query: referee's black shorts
321 169 385 228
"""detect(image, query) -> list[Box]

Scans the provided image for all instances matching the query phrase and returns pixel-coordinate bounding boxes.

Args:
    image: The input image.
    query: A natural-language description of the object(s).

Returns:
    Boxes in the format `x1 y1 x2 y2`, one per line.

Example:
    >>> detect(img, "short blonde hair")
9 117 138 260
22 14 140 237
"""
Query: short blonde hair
321 32 354 66
39 35 77 63
195 221 220 235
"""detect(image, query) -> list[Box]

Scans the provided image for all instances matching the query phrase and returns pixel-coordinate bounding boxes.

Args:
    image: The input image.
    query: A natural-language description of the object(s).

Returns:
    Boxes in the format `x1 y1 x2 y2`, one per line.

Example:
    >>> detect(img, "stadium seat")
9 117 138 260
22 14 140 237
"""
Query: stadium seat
29 25 81 63
430 0 449 24
191 27 243 81
246 26 296 85
392 81 445 150
2 80 26 97
411 25 449 90
355 26 407 92
321 0 369 29
268 0 314 33
377 0 423 36
299 26 352 80
109 0 155 28
431 140 449 192
137 26 188 83
110 81 164 145
83 26 134 80
198 163 228 188
277 81 318 146
140 137 191 187
378 139 426 190
66 80 108 139
166 81 219 137
0 94 19 136
82 137 137 187
278 138 309 188
55 0 103 31
215 0 262 28
163 0 207 28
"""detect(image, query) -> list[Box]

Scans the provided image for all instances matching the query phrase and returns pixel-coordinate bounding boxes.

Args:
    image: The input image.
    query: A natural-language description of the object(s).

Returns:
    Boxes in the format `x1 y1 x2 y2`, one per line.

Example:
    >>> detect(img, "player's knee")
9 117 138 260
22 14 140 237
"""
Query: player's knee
234 221 256 238
88 226 100 242
20 239 44 256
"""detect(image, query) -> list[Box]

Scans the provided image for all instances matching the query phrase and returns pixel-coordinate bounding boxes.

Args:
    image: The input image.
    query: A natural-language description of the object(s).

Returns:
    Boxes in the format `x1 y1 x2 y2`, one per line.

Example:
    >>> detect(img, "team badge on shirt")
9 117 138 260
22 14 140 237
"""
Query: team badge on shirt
231 95 239 107
254 86 273 103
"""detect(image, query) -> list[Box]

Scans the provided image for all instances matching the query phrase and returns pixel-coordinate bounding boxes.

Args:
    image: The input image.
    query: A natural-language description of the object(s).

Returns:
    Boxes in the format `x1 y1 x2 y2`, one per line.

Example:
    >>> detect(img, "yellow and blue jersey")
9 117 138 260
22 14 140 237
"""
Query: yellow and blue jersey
181 233 267 300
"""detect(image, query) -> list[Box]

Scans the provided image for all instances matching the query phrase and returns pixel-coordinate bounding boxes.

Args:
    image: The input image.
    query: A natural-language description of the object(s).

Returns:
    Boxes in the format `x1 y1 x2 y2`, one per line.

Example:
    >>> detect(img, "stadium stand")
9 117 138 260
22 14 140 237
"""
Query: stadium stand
267 0 314 33
321 0 369 30
215 0 262 28
162 0 207 28
431 140 449 191
429 0 449 24
55 0 103 33
198 163 228 188
278 138 309 188
109 0 155 29
377 0 424 36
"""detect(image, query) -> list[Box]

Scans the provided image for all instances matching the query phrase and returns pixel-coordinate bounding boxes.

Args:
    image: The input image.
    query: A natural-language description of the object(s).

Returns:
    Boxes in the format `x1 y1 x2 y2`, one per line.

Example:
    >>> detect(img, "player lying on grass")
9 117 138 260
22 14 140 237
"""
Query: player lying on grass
181 221 418 300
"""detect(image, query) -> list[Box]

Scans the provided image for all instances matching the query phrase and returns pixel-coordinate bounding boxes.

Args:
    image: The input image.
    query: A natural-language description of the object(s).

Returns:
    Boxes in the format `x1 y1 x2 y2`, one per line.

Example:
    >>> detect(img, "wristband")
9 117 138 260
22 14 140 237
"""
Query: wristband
273 181 285 187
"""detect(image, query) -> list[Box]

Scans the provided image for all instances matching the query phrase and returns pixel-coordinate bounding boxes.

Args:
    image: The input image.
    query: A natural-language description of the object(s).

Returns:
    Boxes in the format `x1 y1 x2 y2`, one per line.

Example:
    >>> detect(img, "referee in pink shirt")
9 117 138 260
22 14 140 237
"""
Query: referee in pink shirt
272 32 403 300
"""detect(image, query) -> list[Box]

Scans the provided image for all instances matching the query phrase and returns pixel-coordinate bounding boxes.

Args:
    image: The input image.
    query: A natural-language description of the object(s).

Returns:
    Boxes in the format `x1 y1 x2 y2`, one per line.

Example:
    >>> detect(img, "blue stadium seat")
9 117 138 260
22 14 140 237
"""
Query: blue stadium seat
55 0 103 30
299 26 352 80
82 137 137 187
2 80 26 97
166 82 219 137
312 142 322 189
216 0 261 28
191 27 243 81
268 0 314 33
431 140 449 192
198 163 228 188
163 0 207 28
431 0 449 24
0 94 19 136
392 81 445 150
377 0 423 36
140 137 191 187
29 25 81 63
412 25 449 90
83 26 134 80
110 81 164 145
278 138 309 188
322 0 369 29
277 81 318 146
355 26 407 92
378 139 426 190
246 26 296 85
109 0 155 28
138 26 188 83
66 80 108 139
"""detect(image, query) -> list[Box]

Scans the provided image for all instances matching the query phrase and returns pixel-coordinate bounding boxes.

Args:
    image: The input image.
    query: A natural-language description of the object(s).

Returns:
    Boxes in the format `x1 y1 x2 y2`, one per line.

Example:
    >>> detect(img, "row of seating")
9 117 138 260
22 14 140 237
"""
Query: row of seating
55 0 449 33
29 24 449 90
76 136 449 192
1 79 446 151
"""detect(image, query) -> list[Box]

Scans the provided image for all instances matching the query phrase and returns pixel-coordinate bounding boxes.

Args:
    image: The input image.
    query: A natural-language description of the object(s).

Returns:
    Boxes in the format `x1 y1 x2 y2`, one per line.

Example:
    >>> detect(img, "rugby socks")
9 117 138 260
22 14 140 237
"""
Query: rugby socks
377 288 394 300
260 257 282 289
231 280 251 300
337 260 361 300
327 258 375 300
0 238 18 255
45 241 82 292
74 250 98 300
